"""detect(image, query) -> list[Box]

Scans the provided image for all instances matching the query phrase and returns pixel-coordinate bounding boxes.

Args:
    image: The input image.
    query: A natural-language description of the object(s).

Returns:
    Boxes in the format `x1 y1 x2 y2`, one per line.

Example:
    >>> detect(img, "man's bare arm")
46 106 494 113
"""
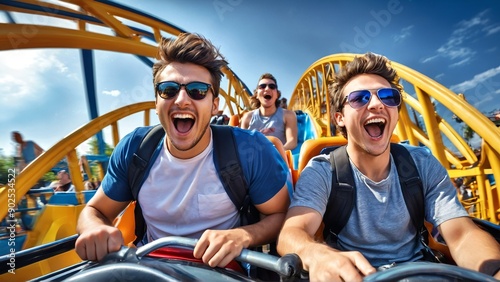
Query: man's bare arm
283 109 298 151
75 189 130 261
277 206 375 281
240 112 251 129
439 217 500 277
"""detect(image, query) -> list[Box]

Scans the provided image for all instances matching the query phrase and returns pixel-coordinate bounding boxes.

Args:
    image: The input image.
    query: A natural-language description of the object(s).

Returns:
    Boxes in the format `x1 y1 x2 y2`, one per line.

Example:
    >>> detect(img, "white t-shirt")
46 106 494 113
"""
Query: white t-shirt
139 137 239 241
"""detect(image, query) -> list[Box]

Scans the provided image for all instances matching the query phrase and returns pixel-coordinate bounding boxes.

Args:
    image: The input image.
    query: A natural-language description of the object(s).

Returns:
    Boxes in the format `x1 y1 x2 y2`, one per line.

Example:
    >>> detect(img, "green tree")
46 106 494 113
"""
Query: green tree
462 124 475 144
87 137 114 156
83 137 114 181
0 150 57 186
0 151 14 185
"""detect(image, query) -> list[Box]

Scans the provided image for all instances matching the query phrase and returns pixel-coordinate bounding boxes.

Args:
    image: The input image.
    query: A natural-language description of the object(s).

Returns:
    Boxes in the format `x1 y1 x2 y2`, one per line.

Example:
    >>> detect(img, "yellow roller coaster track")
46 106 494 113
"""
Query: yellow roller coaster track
0 0 252 115
0 0 499 232
1 1 499 280
0 1 498 221
289 54 500 223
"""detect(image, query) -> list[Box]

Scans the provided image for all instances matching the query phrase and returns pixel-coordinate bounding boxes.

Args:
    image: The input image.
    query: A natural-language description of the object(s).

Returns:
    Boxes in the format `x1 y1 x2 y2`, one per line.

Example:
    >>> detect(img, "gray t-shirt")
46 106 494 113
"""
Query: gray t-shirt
291 144 468 267
248 107 286 144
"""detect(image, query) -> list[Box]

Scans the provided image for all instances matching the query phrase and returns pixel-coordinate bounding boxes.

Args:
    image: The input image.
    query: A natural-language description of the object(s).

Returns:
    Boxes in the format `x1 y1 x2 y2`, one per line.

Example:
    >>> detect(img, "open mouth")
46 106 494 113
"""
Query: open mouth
364 118 386 138
264 95 272 100
173 113 195 133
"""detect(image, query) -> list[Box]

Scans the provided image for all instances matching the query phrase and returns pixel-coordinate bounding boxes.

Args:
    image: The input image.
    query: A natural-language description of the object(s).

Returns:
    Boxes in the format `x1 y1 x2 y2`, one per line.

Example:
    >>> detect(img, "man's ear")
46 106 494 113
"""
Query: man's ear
212 97 220 115
334 111 345 127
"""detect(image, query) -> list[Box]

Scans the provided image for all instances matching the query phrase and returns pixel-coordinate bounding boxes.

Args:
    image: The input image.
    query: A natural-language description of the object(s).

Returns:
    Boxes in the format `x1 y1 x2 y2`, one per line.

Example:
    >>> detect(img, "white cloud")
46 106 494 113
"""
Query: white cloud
468 134 483 150
421 55 439 64
0 49 74 105
393 25 414 43
485 25 500 36
103 90 121 97
437 46 474 61
2 49 57 71
0 75 34 100
449 58 471 68
434 73 445 80
456 10 489 31
450 65 500 93
423 10 493 65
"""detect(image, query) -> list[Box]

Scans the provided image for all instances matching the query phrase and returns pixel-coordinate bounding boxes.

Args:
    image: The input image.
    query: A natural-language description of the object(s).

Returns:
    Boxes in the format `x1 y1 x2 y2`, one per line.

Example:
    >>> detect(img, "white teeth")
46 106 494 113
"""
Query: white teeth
365 118 385 125
173 113 194 119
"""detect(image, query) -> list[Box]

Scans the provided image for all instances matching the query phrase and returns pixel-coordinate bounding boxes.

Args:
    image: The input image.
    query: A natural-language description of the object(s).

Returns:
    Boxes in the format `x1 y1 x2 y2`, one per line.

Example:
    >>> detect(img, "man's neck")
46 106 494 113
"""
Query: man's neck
259 105 277 117
346 144 391 182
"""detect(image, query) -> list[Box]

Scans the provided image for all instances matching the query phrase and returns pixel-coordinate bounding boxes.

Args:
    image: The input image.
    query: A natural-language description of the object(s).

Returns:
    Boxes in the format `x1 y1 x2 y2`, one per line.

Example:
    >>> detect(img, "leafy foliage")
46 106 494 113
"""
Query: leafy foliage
0 151 14 185
87 137 114 156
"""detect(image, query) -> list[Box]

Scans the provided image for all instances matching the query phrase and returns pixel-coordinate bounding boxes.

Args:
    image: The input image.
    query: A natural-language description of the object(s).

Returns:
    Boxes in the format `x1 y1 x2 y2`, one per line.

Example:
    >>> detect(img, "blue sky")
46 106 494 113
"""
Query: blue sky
1 0 499 157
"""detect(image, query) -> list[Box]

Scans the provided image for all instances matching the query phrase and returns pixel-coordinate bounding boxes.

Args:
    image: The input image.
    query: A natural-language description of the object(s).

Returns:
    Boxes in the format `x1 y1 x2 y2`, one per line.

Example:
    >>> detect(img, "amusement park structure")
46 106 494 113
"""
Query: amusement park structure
0 0 499 280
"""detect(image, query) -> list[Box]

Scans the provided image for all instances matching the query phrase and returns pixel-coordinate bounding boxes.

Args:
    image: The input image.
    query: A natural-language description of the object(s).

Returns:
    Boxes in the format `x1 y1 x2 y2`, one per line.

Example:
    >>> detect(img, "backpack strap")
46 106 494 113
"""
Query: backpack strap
390 143 425 235
211 125 254 225
128 125 251 245
127 124 165 245
322 144 425 245
322 146 356 243
390 144 440 261
129 125 165 198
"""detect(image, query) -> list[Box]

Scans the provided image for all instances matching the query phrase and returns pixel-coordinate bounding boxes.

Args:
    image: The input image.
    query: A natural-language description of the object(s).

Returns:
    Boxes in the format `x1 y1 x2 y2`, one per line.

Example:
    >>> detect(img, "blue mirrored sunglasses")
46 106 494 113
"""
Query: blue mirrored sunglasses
344 88 402 109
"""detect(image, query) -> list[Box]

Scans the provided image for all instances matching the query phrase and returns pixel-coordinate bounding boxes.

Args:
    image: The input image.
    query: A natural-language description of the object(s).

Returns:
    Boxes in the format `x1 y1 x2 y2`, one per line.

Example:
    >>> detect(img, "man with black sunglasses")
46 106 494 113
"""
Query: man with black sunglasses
277 52 500 281
240 73 298 151
75 33 290 271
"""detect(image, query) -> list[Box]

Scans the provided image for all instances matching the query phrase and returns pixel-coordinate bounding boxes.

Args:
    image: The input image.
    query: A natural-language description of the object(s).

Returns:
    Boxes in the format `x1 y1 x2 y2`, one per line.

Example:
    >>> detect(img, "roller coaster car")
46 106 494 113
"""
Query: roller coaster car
3 233 499 282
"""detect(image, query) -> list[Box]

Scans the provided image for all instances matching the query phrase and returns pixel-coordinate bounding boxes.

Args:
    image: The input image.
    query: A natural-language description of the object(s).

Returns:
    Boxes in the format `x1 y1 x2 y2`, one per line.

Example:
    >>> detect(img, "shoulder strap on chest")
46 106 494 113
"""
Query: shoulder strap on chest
128 124 165 200
211 125 248 211
127 124 165 245
322 146 355 241
390 143 424 231
322 144 424 243
129 125 250 245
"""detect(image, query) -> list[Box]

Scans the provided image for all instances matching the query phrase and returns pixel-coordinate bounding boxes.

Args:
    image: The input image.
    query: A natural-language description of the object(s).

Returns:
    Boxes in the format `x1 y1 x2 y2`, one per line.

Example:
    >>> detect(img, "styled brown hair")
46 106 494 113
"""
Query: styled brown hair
329 52 403 138
152 33 228 98
250 73 281 108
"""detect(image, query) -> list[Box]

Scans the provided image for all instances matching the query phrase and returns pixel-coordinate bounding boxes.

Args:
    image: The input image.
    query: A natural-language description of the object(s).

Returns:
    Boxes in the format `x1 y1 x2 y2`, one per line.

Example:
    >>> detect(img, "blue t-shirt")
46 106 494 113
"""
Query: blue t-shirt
102 125 289 210
22 141 37 163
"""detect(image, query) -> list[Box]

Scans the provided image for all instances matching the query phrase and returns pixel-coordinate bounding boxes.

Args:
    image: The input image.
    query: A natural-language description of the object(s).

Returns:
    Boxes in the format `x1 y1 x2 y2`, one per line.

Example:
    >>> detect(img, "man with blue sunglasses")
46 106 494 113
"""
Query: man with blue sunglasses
75 33 290 272
277 52 500 281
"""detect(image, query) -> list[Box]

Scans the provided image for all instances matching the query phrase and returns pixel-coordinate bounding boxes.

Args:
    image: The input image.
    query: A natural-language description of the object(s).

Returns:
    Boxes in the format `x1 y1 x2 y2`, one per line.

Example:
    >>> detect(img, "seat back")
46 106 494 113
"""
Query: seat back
297 134 402 175
266 136 296 190
229 114 241 126
297 136 348 174
47 190 97 205
113 201 138 246
291 111 317 169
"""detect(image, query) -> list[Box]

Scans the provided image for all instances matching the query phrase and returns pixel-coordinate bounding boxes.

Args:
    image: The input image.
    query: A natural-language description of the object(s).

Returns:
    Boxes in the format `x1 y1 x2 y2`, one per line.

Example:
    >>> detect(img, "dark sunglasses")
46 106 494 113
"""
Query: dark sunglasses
155 81 213 100
344 88 401 109
258 83 277 90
